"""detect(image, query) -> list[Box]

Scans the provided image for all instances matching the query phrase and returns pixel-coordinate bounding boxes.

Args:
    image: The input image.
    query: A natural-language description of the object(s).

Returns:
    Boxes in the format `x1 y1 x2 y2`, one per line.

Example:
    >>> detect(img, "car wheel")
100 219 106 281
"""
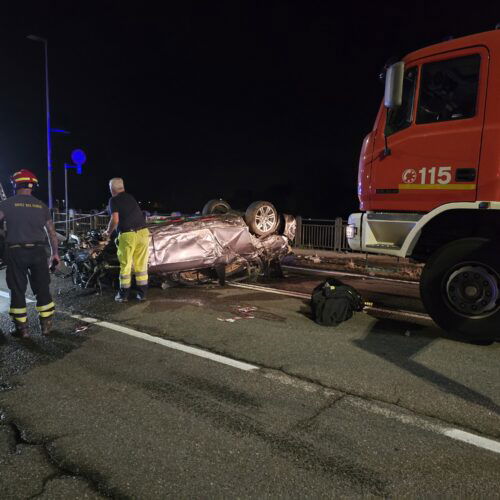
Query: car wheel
420 238 499 342
245 201 279 237
202 199 231 215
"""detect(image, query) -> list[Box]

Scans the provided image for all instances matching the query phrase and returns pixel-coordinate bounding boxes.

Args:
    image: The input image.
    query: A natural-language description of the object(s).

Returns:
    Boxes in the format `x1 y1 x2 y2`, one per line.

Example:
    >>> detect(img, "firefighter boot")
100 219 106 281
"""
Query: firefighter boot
115 289 129 303
40 316 53 336
12 320 29 339
136 286 147 302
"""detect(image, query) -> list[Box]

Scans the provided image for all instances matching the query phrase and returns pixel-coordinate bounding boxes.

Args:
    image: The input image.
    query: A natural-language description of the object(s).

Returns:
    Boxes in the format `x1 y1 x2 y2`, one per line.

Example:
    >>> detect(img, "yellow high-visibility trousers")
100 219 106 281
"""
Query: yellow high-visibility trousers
116 228 150 289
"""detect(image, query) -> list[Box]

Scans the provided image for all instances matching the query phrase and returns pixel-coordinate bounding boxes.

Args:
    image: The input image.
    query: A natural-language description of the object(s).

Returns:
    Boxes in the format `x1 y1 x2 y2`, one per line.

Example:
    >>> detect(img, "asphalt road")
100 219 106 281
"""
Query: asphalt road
0 271 499 498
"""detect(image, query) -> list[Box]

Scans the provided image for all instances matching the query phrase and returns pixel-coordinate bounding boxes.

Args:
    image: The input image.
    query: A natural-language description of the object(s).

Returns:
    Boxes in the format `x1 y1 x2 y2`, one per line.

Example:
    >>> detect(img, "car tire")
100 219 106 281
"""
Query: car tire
245 201 279 237
420 237 499 342
202 199 231 215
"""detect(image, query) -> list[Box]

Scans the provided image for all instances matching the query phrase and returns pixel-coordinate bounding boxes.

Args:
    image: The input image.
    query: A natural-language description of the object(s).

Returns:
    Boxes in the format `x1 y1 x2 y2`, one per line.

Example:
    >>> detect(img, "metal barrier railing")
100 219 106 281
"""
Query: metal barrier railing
294 217 349 252
53 210 351 253
52 210 109 235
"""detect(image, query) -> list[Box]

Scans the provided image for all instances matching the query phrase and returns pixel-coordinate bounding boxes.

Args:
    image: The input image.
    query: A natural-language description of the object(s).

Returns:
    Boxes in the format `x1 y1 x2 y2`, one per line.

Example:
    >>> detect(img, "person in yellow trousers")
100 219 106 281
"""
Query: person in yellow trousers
105 178 149 302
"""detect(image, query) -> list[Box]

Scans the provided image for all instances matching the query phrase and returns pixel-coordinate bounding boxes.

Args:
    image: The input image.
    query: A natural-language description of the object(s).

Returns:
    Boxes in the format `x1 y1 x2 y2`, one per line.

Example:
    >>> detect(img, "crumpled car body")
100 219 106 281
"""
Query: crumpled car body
61 212 296 289
147 213 296 275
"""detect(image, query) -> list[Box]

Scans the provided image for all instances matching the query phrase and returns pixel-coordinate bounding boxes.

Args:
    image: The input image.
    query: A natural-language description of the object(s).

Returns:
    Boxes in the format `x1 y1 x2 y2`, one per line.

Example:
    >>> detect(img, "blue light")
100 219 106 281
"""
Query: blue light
71 149 86 166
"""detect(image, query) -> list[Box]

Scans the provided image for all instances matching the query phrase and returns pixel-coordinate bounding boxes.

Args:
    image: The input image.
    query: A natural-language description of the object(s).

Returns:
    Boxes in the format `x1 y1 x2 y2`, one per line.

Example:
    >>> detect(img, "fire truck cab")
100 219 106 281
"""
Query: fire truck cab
347 29 500 340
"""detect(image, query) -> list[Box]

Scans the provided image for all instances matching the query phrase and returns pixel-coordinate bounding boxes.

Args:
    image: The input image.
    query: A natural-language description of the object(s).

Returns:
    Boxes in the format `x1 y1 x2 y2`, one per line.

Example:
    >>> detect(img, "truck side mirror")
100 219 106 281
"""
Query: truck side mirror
384 61 405 109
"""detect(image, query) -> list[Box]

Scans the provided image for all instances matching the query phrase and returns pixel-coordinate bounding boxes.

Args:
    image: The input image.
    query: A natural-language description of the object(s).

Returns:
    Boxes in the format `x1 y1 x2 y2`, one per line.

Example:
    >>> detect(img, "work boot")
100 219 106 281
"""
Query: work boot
136 286 148 302
40 316 53 336
12 321 29 339
115 289 129 303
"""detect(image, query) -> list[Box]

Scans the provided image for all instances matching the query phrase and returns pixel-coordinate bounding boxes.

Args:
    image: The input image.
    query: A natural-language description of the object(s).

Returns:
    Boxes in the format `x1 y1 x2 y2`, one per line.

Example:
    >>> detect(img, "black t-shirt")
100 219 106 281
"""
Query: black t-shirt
0 194 51 244
108 192 145 233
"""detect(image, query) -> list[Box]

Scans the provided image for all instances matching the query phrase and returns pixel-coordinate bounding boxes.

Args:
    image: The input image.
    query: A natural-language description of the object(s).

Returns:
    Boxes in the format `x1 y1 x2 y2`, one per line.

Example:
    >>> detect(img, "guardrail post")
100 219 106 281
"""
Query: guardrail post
334 217 343 252
295 216 302 247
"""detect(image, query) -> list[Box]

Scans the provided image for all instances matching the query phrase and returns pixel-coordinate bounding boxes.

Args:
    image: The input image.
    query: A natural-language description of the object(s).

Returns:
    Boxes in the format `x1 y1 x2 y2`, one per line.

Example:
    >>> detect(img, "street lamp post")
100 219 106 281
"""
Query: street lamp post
64 163 78 237
27 34 53 210
65 149 87 238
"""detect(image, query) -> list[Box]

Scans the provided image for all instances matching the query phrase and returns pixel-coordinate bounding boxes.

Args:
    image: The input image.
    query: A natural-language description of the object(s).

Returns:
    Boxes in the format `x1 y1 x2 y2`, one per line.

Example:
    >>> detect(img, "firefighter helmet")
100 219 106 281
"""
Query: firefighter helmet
11 169 39 190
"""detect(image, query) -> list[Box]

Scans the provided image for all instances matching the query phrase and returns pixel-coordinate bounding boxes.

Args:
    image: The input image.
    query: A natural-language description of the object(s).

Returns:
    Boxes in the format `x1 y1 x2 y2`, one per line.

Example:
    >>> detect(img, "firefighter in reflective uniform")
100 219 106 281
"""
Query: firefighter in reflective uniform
105 178 149 302
0 170 60 337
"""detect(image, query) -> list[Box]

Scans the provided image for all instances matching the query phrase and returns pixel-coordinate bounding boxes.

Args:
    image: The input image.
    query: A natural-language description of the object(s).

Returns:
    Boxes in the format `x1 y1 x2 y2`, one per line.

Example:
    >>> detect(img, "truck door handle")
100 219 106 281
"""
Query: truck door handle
455 168 476 182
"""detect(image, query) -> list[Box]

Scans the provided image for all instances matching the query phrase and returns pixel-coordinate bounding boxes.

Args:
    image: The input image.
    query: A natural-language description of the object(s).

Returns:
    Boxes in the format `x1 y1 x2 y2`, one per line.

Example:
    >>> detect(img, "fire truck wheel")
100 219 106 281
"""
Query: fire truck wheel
202 199 231 215
245 201 279 236
420 238 499 342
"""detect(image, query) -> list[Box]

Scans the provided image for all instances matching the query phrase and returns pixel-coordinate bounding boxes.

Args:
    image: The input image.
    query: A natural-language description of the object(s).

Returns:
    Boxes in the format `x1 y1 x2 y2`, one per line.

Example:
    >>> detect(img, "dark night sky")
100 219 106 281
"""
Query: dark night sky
1 2 498 217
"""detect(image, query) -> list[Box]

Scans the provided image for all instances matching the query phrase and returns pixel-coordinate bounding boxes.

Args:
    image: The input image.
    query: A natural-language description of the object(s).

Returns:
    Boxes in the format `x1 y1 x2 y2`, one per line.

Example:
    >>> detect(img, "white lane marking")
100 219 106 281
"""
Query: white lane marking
282 265 418 285
68 312 496 455
349 397 500 456
70 314 259 372
228 282 431 321
0 290 35 303
443 429 500 455
0 283 490 454
21 290 482 455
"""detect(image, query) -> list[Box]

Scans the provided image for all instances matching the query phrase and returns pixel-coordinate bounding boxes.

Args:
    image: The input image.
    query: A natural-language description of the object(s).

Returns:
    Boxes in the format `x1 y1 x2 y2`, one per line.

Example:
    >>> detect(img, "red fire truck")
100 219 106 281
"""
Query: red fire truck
346 29 500 340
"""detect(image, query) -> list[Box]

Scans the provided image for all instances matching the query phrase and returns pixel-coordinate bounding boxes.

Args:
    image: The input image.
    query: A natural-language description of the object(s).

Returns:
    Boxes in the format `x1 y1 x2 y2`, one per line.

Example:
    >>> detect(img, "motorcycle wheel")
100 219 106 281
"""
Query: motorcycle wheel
71 264 81 286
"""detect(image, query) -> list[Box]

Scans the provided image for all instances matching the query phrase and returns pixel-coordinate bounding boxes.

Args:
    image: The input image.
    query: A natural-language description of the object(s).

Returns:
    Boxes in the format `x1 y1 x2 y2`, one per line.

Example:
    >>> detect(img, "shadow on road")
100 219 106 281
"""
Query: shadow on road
0 317 90 384
354 318 500 417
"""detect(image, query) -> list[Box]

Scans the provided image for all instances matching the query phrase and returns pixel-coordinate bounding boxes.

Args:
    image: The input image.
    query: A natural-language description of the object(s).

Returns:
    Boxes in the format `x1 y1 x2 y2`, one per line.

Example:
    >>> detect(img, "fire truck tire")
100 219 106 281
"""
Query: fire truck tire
245 201 279 236
420 238 499 342
202 199 231 215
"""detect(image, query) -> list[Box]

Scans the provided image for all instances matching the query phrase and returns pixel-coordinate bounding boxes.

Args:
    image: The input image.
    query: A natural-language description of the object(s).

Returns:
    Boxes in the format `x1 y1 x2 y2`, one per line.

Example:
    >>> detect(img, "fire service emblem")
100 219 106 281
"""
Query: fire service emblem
402 169 417 184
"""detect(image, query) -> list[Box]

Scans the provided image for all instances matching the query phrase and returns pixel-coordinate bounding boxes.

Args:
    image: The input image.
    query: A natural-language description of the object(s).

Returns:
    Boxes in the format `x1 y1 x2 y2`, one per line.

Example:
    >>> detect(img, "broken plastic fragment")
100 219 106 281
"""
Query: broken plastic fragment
235 306 257 316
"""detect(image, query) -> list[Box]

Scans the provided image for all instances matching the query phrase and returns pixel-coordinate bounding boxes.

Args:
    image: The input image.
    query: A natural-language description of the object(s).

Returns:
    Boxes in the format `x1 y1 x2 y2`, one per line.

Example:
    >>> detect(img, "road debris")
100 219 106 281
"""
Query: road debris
236 305 257 316
217 305 257 323
75 325 90 333
304 255 322 264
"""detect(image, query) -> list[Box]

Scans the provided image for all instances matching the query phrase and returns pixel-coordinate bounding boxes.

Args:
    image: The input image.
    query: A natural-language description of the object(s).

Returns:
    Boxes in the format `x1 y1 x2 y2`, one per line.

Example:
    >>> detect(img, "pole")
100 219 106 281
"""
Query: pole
44 40 53 210
65 164 69 237
295 216 302 247
27 35 53 209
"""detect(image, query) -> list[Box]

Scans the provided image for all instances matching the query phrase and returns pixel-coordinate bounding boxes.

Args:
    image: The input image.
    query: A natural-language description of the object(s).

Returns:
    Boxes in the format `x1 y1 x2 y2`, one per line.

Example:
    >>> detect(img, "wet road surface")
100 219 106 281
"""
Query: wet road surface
275 267 424 313
1 271 499 497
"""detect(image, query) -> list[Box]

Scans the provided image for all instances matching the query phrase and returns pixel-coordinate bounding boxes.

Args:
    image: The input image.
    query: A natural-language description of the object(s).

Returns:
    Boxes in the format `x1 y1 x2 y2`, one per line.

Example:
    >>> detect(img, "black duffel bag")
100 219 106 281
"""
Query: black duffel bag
310 279 364 326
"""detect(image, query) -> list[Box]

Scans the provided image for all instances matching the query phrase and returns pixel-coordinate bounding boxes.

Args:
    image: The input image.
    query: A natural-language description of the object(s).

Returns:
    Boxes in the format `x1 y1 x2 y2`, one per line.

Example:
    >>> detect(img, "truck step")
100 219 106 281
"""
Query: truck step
365 243 401 250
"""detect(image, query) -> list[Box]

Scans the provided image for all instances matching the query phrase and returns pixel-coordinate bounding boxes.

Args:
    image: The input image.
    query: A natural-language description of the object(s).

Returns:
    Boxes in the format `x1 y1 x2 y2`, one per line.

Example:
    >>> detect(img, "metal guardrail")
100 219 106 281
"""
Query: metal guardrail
52 210 109 235
53 210 351 253
294 217 349 252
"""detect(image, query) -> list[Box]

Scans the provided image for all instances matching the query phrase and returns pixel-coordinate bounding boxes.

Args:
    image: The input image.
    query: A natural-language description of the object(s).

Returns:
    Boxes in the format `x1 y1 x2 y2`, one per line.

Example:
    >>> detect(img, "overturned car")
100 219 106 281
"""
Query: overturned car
64 200 296 290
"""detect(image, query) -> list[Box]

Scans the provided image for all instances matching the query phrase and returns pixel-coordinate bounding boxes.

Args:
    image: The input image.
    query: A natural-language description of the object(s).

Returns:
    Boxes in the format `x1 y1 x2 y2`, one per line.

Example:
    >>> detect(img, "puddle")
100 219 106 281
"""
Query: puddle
142 288 286 322
53 275 289 323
